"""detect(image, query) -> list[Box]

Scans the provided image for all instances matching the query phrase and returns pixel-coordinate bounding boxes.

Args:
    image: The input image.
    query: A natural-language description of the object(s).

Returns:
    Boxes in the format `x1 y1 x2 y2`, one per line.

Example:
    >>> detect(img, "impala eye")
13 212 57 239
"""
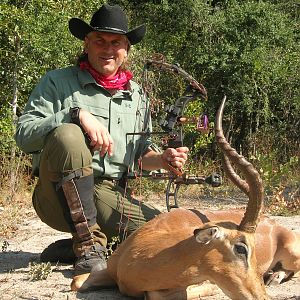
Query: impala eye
234 242 248 257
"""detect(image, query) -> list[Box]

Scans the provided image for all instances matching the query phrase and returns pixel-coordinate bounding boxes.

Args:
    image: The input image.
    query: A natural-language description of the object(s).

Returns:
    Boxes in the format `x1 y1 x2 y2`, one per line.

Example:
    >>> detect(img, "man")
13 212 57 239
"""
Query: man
15 4 188 275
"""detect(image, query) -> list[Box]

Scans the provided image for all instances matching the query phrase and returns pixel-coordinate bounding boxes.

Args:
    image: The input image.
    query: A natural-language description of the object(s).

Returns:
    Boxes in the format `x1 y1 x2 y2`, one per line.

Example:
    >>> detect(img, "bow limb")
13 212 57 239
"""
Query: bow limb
145 58 207 99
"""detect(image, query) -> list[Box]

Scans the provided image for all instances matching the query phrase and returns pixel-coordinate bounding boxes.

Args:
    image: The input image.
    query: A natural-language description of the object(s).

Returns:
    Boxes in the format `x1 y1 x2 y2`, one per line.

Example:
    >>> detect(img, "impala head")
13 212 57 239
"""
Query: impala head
193 222 267 299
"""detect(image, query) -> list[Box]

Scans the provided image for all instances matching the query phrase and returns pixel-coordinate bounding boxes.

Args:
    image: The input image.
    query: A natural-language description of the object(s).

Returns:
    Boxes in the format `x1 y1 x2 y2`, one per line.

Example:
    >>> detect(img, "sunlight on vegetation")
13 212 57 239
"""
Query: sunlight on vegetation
28 262 53 281
0 0 299 239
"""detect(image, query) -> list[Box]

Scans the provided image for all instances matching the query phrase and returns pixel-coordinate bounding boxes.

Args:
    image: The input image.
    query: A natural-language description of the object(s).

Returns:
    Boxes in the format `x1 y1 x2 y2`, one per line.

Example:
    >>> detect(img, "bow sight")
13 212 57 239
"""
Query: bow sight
126 57 222 211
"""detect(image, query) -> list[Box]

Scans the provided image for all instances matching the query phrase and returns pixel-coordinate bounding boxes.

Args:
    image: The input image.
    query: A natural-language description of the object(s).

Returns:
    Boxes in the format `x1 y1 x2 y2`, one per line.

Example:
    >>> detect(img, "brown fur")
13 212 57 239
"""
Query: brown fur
72 208 274 299
199 209 300 280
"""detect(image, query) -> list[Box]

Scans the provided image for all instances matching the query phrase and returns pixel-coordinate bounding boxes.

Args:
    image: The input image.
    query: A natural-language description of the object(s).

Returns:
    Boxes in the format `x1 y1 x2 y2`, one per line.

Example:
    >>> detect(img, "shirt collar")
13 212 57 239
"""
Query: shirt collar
78 67 95 87
77 67 134 99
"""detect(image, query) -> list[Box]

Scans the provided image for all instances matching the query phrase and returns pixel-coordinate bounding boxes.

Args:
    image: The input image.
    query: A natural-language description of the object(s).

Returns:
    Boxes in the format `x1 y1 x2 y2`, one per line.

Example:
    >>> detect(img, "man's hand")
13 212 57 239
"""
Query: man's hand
79 109 113 157
141 146 189 171
161 147 189 170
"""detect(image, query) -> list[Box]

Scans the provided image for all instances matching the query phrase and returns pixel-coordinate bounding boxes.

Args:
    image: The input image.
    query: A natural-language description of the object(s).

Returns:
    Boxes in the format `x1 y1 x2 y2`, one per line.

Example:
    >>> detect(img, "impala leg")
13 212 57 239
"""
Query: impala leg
71 273 90 291
145 282 218 300
265 270 288 286
186 282 220 298
145 289 187 300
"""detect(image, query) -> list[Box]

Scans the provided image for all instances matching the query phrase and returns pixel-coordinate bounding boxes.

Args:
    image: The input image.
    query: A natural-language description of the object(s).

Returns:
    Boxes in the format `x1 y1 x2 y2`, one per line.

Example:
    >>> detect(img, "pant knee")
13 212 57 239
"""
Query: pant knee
48 124 86 153
43 124 92 173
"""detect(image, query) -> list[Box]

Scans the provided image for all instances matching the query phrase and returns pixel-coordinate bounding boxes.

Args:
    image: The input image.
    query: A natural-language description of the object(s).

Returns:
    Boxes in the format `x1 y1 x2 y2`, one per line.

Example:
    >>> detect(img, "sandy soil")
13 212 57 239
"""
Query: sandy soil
0 195 299 300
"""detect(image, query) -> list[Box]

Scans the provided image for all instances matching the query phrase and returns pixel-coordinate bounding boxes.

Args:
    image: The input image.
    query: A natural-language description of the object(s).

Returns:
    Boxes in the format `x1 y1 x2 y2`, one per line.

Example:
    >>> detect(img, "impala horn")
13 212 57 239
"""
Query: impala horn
215 96 264 233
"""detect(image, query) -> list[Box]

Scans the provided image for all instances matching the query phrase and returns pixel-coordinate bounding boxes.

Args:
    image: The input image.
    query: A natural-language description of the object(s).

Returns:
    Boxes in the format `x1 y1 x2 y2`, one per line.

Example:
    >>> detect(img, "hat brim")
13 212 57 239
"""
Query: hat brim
69 18 146 45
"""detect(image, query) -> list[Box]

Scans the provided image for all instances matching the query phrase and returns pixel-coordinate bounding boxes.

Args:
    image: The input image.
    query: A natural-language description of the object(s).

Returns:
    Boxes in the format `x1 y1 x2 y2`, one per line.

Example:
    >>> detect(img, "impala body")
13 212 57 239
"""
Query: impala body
106 208 269 299
71 208 300 299
72 97 275 299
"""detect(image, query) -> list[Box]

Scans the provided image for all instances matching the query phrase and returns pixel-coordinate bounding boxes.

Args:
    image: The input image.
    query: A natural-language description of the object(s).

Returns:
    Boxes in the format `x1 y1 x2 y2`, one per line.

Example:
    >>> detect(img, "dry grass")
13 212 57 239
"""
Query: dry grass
0 176 298 241
266 184 300 216
0 189 34 238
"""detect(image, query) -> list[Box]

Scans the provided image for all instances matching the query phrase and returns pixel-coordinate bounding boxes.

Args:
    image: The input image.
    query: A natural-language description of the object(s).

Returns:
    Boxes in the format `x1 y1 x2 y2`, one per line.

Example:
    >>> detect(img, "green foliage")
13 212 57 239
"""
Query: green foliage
132 0 300 165
28 261 53 281
0 104 15 154
0 0 105 111
0 0 299 195
252 153 299 193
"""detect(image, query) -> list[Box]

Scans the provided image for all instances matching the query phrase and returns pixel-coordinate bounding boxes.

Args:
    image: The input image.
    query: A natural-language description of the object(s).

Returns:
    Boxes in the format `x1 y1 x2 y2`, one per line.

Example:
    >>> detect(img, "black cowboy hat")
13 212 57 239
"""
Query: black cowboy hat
69 4 146 45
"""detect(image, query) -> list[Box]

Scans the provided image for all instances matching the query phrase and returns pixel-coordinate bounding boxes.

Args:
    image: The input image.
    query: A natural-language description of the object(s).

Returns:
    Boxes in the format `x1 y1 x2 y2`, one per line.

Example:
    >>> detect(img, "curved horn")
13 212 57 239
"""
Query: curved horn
215 96 264 233
221 155 249 196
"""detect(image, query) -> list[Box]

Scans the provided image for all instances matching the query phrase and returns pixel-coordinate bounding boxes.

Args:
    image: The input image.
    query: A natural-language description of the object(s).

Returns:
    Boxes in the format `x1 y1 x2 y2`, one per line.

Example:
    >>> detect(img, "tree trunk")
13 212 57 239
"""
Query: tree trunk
9 32 21 200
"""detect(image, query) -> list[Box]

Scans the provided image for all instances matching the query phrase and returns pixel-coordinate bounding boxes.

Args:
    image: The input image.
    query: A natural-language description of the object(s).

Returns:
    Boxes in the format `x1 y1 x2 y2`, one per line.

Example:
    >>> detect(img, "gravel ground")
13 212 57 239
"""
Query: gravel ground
0 194 299 300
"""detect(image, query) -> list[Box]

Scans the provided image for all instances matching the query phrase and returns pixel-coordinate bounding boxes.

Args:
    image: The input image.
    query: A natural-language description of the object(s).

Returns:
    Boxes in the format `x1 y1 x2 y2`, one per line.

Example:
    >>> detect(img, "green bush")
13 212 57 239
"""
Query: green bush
0 0 299 196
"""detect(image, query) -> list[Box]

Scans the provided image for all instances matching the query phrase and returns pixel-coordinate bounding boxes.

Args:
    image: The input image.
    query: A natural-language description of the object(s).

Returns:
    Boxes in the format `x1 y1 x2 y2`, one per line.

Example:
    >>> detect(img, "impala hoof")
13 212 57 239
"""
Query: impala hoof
265 271 286 286
71 273 90 291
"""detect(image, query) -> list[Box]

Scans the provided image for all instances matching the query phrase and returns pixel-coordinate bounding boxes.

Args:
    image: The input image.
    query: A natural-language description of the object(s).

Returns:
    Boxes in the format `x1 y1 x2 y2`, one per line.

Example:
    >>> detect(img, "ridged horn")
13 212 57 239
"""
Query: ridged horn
215 96 264 233
221 155 250 196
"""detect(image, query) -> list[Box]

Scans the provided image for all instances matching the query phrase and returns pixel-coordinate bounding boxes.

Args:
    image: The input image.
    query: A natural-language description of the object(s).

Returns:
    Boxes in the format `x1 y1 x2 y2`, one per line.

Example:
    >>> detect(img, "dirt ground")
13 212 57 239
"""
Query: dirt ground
0 194 299 300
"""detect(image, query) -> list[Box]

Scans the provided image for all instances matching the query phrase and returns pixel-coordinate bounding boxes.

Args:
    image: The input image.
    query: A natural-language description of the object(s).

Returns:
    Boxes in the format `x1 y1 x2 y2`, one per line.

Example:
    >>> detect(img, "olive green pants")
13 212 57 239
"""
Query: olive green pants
32 124 161 243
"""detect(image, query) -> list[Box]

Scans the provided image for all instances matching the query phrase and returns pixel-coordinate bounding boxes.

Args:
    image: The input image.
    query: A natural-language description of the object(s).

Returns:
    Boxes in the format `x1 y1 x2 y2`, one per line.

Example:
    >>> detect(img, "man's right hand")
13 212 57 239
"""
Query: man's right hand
79 109 114 157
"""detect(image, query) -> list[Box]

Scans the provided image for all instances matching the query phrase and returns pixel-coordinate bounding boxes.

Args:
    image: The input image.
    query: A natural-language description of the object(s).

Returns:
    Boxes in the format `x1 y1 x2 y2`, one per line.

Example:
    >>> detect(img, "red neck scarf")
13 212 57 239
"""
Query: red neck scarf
79 61 133 90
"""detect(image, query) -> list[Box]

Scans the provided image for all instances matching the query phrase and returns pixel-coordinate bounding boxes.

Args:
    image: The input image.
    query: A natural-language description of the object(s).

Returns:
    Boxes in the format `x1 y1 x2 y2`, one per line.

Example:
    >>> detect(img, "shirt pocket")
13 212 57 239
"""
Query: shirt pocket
79 104 109 127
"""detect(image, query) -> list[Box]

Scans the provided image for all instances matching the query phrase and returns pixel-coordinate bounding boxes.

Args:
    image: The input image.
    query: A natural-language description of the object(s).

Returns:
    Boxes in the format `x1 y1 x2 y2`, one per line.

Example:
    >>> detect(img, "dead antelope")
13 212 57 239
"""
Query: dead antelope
72 97 270 299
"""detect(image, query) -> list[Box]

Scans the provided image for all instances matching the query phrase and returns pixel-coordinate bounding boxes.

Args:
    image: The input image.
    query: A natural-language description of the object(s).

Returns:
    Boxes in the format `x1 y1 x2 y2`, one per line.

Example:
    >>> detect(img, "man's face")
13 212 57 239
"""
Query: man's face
84 31 129 77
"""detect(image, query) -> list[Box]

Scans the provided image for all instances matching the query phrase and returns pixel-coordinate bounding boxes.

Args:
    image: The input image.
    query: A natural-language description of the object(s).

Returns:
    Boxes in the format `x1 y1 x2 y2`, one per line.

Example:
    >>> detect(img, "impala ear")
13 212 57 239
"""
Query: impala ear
194 226 224 244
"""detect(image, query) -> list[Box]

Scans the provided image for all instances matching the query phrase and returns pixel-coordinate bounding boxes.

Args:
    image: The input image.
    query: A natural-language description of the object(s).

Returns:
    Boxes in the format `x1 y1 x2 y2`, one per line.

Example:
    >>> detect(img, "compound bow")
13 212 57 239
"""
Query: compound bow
127 56 222 211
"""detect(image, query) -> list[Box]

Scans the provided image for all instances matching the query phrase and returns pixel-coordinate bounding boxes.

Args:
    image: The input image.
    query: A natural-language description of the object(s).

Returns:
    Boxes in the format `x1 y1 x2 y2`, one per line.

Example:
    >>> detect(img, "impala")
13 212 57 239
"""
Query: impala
72 97 277 299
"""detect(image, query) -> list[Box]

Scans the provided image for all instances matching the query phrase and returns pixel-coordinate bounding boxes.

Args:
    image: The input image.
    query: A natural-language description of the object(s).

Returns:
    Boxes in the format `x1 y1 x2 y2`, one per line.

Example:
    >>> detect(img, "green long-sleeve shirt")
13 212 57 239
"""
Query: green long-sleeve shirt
15 66 153 179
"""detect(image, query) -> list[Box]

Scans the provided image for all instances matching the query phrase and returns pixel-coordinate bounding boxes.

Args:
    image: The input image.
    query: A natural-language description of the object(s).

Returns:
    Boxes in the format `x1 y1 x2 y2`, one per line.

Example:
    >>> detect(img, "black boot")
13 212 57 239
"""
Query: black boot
40 237 107 275
73 242 107 275
40 235 107 274
40 238 75 264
